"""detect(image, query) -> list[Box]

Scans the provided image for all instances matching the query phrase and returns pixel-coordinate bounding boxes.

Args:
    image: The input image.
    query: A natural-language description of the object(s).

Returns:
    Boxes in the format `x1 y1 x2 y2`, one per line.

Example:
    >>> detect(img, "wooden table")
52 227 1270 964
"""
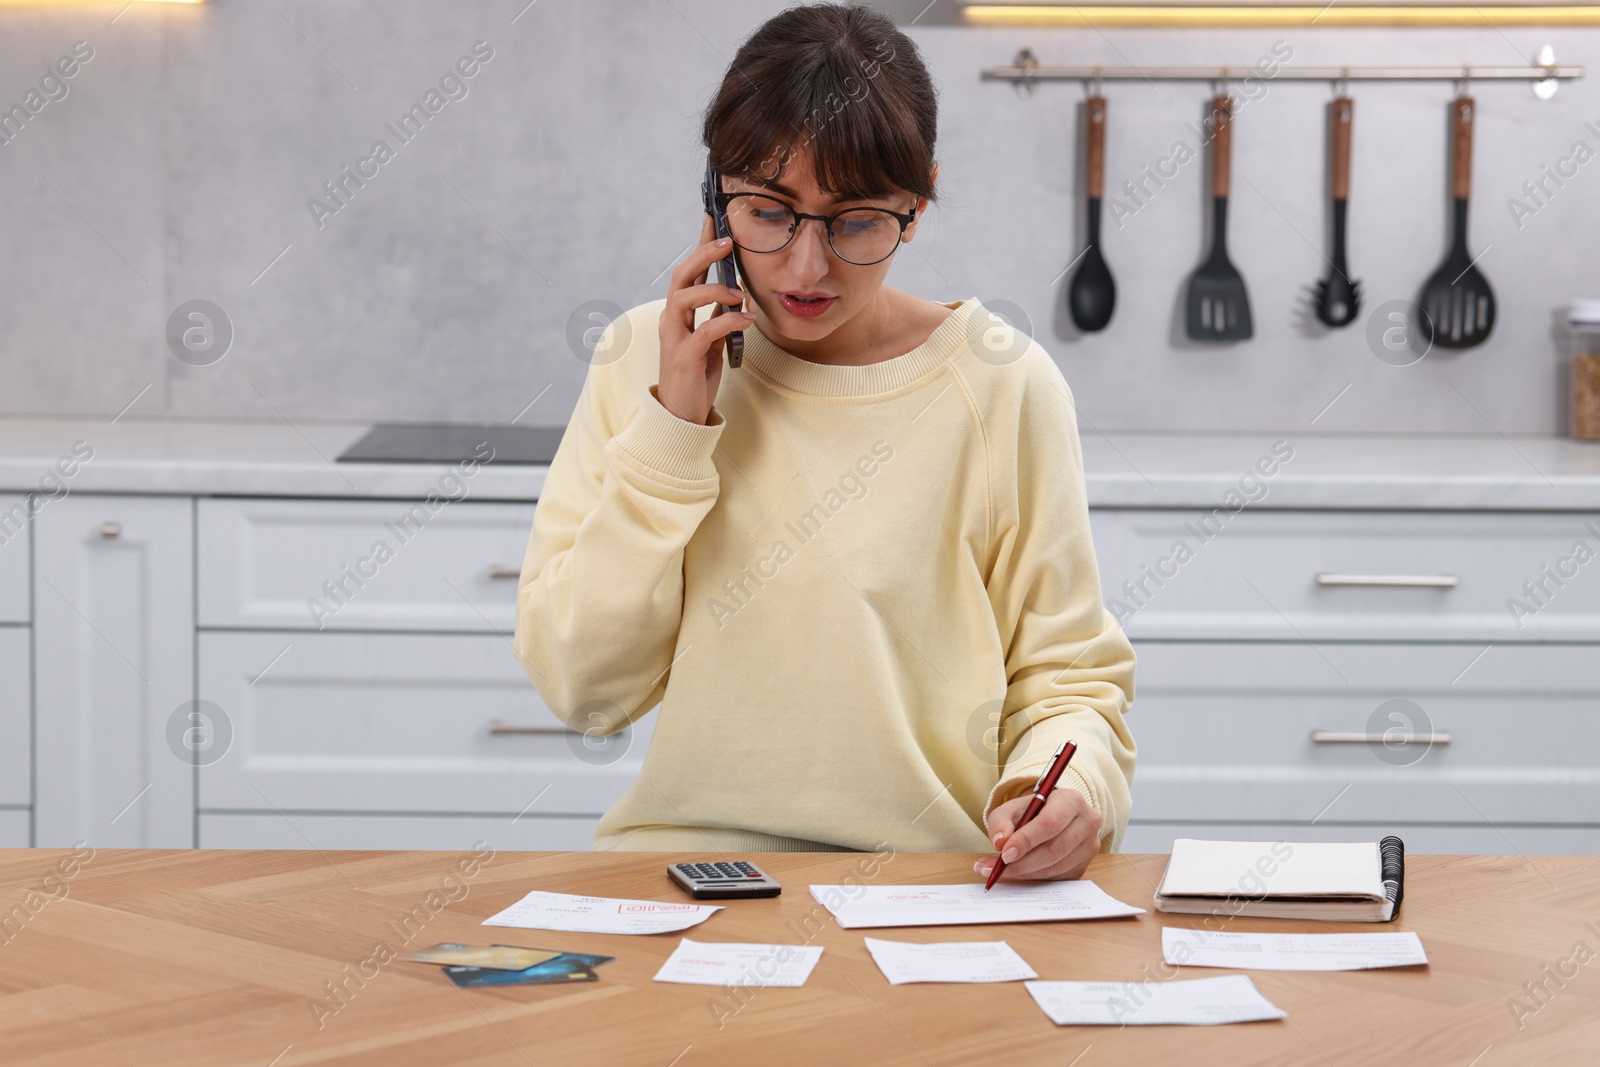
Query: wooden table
2 848 1597 1066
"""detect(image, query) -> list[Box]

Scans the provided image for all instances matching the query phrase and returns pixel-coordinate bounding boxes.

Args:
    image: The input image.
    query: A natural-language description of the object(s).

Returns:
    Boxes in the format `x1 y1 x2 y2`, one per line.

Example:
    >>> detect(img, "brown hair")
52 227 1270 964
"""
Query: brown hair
702 4 938 203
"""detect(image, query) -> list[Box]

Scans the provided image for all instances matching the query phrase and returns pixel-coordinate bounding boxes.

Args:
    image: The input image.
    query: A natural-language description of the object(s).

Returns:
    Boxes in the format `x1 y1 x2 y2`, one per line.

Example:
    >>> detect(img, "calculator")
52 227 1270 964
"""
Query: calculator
667 860 782 899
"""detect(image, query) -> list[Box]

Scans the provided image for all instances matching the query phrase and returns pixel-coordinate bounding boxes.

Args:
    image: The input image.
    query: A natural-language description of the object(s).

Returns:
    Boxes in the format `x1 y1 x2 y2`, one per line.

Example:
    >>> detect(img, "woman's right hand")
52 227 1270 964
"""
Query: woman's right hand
657 214 754 426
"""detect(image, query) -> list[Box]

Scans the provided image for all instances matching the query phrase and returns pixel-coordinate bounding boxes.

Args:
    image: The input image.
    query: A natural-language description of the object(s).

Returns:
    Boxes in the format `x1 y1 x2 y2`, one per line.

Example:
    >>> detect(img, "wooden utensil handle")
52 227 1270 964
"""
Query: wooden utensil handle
1452 96 1473 199
1330 96 1353 200
1085 96 1106 199
1210 95 1232 198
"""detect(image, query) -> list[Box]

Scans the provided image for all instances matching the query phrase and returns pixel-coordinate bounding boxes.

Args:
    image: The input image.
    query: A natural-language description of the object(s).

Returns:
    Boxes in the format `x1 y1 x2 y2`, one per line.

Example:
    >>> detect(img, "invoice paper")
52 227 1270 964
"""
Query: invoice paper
863 937 1038 985
1163 928 1429 971
652 939 824 987
808 882 1144 929
1025 975 1288 1026
482 890 721 935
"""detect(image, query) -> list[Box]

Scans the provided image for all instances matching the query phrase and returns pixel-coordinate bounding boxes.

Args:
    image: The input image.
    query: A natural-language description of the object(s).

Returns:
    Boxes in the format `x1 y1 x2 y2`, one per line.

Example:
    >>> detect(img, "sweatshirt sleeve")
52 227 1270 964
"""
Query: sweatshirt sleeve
979 357 1138 851
513 318 725 733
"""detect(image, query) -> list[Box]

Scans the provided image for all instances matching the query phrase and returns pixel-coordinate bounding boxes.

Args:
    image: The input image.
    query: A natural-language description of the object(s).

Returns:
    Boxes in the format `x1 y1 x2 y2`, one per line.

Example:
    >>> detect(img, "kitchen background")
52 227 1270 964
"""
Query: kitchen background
1 1 1597 434
2 1 1598 857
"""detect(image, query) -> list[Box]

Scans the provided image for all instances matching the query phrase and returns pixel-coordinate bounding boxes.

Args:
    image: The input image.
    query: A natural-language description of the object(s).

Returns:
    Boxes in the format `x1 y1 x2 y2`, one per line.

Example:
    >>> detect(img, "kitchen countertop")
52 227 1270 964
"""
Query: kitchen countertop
0 417 548 503
1 416 1599 509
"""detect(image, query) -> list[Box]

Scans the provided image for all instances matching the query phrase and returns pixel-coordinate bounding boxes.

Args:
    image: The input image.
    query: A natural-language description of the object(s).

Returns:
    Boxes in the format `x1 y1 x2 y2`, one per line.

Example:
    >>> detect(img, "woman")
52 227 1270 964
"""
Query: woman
514 4 1135 882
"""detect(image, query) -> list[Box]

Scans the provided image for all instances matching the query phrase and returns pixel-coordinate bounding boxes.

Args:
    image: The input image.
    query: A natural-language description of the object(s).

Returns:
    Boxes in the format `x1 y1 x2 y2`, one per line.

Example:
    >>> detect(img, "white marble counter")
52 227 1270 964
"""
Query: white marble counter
0 418 547 502
1077 430 1600 510
1 417 1598 510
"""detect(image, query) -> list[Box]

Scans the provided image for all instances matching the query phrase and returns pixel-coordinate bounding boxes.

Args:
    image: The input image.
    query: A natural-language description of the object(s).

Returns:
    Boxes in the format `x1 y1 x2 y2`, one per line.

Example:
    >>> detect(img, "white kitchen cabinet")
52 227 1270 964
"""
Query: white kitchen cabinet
0 809 28 847
33 496 194 848
1092 510 1600 642
0 493 28 623
10 479 1599 860
197 498 537 632
197 631 652 819
199 812 599 851
0 628 31 807
1126 640 1600 828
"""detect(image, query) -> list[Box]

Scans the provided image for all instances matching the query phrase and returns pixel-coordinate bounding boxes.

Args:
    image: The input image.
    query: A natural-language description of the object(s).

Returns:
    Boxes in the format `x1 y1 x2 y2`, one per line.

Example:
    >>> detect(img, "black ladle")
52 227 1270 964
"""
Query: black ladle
1068 96 1116 333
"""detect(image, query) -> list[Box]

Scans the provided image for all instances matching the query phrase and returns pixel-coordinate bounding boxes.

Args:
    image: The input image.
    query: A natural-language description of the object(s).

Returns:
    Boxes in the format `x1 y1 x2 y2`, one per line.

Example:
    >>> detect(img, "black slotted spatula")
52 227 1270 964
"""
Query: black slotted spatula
1417 96 1495 349
1184 95 1252 341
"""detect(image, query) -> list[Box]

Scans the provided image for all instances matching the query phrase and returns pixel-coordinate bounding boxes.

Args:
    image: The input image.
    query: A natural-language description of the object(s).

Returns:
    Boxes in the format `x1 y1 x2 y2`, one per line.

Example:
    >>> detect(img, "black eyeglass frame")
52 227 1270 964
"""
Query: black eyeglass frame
710 189 919 267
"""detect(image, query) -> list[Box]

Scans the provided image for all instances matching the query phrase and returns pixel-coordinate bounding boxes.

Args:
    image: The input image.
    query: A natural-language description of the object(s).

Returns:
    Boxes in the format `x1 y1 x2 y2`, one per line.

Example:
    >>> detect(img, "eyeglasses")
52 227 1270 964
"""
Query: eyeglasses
713 190 917 267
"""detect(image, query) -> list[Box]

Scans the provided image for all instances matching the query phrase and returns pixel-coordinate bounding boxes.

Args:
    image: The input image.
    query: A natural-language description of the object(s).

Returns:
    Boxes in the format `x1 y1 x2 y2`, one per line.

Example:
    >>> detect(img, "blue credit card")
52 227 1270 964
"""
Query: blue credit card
444 951 614 988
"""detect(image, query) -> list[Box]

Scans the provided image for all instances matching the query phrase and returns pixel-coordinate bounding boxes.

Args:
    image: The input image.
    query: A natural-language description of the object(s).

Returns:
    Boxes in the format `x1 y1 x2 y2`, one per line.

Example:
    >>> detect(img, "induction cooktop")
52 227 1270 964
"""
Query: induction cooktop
337 422 563 465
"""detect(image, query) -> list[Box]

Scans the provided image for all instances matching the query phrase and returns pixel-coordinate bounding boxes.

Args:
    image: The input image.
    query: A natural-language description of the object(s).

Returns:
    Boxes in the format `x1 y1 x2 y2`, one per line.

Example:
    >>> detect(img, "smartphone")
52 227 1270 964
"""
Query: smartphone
700 159 745 368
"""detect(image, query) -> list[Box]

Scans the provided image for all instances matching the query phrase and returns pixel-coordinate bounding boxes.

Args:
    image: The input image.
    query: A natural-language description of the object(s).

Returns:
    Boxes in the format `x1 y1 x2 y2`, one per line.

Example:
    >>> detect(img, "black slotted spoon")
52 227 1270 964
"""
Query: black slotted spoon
1313 96 1361 328
1417 96 1495 349
1184 95 1252 342
1067 95 1116 332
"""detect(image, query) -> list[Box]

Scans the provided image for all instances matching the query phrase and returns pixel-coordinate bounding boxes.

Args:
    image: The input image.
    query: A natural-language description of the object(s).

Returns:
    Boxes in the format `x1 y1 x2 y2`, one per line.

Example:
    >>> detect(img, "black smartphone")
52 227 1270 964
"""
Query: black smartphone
700 159 745 368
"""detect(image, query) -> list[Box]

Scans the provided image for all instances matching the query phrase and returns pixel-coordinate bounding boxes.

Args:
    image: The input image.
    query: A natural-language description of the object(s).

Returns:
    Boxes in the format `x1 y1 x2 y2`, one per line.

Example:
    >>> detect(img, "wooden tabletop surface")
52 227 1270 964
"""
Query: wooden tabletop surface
2 847 1597 1067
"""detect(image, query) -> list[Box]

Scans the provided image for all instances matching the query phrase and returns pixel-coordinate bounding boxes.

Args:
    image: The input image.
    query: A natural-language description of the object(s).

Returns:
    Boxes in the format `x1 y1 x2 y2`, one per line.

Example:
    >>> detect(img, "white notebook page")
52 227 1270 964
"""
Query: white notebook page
1159 840 1386 899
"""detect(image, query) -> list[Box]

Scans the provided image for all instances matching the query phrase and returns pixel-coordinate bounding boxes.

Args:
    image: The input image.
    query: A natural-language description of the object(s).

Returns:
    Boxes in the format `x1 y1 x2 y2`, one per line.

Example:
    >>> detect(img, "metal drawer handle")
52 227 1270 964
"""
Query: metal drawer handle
1316 573 1458 589
1312 730 1453 745
487 719 570 736
487 565 522 581
100 522 122 539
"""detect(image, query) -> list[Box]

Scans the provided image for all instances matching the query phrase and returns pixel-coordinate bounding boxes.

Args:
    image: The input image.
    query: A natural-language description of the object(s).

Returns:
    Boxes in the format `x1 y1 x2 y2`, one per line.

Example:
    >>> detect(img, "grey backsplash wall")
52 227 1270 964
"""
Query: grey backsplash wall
1 1 1597 435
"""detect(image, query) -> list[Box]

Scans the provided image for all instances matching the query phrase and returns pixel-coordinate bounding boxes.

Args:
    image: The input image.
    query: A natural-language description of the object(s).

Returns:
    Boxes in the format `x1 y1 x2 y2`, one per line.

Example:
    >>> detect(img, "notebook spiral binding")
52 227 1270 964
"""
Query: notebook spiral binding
1379 836 1406 922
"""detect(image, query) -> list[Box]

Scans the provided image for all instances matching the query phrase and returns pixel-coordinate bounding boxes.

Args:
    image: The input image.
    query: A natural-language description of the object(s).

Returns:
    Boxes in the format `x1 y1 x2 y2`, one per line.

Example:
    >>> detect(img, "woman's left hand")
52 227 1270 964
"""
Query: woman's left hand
976 787 1104 882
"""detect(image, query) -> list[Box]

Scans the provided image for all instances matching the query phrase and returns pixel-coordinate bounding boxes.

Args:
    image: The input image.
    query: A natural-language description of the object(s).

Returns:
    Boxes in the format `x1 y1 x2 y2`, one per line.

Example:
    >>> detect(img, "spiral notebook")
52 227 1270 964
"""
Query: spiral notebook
1154 837 1405 922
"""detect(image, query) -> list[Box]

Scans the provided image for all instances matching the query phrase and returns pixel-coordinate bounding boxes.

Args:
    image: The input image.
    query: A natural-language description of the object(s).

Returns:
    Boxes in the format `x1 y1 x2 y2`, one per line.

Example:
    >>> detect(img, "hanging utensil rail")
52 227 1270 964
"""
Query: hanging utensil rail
984 55 1584 84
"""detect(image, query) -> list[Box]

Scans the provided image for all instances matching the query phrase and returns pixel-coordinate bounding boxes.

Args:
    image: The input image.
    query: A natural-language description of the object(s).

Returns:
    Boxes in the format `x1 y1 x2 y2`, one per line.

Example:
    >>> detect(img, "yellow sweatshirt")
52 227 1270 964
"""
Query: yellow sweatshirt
514 296 1136 854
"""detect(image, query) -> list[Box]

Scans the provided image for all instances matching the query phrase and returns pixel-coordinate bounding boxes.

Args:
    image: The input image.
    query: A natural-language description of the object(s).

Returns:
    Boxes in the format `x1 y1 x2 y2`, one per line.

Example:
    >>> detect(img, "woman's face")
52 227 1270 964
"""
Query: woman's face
723 150 931 346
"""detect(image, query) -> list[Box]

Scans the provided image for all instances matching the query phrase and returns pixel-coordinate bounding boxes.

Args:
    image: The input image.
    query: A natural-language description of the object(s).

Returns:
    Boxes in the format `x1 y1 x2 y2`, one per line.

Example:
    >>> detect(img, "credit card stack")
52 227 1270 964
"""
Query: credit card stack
400 942 615 988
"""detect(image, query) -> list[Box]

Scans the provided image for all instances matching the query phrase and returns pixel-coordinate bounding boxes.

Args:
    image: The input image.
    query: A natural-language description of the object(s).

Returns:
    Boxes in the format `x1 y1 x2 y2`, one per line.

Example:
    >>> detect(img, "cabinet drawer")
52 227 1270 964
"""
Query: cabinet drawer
197 631 652 816
199 812 598 851
0 494 27 623
0 628 29 806
198 498 537 632
0 809 28 847
1092 510 1600 641
1128 641 1600 825
1123 822 1600 856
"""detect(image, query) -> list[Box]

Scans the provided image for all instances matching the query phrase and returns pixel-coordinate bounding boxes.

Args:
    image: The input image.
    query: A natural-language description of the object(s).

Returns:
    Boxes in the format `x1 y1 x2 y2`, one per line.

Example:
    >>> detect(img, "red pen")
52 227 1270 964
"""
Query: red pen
984 740 1078 890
